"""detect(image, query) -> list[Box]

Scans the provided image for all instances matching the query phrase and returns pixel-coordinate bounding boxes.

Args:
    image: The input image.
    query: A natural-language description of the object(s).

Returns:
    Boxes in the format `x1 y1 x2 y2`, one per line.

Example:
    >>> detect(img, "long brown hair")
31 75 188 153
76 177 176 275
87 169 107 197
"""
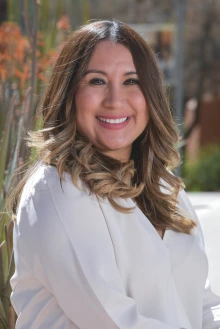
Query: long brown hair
9 20 196 233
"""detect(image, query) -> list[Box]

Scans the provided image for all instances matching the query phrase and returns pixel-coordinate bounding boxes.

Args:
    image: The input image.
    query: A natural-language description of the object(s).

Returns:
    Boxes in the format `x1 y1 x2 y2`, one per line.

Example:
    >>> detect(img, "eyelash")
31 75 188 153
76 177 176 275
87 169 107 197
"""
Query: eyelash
89 78 140 85
124 78 139 85
89 78 105 85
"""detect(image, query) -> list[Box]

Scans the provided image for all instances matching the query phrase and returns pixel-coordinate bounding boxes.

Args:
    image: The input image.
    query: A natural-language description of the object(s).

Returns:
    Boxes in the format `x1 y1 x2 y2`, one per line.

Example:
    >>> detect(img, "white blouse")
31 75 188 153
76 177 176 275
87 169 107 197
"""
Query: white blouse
10 164 220 329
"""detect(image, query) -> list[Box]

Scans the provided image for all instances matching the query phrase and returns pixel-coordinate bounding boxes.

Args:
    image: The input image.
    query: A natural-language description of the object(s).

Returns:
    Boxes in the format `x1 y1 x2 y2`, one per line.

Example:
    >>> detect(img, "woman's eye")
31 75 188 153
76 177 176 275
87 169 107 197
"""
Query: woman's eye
124 78 139 85
89 78 106 85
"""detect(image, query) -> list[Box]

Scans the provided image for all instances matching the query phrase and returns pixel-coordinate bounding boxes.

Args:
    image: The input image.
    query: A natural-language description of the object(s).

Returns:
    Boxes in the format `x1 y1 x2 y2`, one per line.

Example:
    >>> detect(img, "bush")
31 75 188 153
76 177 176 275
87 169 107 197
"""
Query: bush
0 15 69 328
183 145 220 191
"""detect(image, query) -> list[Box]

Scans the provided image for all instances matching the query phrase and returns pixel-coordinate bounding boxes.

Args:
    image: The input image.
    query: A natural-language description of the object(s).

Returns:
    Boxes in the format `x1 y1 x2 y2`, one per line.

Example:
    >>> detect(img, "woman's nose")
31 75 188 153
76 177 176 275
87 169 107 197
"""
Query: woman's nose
103 85 125 109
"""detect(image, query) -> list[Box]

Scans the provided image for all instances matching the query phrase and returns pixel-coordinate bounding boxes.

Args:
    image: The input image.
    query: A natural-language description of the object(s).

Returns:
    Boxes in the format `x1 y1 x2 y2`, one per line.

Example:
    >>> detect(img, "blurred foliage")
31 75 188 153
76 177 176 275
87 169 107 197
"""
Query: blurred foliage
6 0 87 45
0 1 74 326
0 21 57 90
0 220 15 329
183 145 220 191
0 21 60 199
0 13 71 209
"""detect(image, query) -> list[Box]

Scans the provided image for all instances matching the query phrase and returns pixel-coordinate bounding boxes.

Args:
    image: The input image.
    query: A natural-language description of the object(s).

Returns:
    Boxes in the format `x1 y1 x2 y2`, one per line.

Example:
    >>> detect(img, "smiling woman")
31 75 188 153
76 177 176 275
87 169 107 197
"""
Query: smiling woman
75 40 149 161
8 20 220 329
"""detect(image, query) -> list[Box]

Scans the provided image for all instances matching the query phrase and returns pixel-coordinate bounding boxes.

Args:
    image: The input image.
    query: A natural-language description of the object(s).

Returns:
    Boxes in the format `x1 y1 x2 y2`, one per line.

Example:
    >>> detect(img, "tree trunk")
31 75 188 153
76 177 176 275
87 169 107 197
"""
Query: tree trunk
0 0 7 23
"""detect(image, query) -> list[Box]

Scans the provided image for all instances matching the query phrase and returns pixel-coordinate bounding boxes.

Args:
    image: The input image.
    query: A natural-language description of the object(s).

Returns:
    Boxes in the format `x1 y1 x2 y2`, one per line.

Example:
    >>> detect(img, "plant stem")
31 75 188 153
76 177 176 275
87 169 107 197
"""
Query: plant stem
29 0 40 127
22 0 33 46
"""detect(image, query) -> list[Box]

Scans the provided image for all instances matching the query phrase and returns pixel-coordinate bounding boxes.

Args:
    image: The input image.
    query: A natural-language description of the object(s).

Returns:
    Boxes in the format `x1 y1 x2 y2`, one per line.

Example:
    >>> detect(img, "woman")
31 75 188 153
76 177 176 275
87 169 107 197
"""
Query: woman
10 20 220 329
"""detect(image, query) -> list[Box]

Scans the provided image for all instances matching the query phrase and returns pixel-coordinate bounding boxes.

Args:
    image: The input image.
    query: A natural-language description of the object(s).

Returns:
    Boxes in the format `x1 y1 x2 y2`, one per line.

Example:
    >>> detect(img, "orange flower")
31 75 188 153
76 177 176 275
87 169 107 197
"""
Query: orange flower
0 65 7 81
0 21 60 89
14 65 30 88
57 15 71 30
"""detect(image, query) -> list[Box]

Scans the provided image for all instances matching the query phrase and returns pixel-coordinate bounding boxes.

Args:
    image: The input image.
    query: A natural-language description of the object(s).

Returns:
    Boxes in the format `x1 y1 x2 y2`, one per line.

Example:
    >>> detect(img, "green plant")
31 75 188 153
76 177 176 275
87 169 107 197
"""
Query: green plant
183 145 220 191
0 1 70 326
0 220 16 329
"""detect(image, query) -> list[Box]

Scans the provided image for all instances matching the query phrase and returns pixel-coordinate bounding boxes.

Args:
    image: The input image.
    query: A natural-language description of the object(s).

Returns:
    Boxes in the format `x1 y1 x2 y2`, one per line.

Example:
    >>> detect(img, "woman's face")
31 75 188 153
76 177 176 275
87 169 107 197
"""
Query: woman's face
75 40 149 162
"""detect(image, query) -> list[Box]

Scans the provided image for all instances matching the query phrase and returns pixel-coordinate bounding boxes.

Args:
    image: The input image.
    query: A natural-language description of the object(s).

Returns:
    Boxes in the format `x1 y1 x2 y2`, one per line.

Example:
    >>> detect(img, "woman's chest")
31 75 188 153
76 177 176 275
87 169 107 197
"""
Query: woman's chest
99 200 208 309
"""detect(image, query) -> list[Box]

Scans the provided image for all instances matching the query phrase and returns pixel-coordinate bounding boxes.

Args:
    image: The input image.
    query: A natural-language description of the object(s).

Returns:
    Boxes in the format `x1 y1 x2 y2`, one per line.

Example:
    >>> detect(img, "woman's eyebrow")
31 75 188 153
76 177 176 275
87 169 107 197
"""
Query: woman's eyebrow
84 69 107 76
124 71 138 76
84 69 138 76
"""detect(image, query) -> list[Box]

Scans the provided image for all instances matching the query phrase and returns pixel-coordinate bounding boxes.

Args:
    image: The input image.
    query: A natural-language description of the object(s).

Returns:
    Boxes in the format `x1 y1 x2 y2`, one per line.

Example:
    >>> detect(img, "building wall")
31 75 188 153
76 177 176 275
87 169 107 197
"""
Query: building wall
200 99 220 147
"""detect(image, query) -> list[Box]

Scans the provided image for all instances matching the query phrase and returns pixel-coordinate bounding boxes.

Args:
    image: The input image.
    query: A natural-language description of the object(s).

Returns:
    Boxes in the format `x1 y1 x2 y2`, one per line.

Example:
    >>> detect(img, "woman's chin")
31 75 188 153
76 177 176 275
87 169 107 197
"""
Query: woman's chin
96 144 131 161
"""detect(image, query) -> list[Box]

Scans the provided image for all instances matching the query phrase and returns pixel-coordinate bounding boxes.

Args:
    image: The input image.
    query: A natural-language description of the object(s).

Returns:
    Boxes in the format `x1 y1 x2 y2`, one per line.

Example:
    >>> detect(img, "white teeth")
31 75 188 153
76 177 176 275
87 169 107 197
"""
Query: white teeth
98 117 128 124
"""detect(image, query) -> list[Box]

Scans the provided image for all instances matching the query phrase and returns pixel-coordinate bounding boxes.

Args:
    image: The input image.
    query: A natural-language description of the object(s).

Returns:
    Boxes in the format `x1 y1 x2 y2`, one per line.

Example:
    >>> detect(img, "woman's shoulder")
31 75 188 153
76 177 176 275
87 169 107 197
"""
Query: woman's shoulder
18 163 52 210
17 162 88 231
177 188 205 247
19 162 81 207
23 162 65 190
18 162 94 221
16 163 92 249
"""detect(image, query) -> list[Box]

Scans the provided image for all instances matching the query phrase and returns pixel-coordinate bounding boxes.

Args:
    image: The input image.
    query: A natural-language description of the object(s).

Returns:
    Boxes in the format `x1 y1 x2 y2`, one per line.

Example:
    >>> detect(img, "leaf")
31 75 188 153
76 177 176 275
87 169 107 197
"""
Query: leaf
7 221 14 253
0 306 8 329
4 225 11 266
4 88 31 193
4 251 15 302
0 94 17 194
3 251 15 317
0 241 6 297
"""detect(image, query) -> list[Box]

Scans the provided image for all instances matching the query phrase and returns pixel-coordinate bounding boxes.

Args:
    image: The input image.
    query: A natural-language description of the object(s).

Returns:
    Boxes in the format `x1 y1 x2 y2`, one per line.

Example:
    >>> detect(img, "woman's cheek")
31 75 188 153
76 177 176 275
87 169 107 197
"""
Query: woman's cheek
128 89 147 108
84 88 104 107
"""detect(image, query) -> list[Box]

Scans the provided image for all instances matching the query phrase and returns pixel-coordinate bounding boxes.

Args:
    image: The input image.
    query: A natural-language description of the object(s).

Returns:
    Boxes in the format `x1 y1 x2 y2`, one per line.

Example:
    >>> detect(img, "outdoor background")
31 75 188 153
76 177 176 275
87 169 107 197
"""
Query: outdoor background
0 1 220 328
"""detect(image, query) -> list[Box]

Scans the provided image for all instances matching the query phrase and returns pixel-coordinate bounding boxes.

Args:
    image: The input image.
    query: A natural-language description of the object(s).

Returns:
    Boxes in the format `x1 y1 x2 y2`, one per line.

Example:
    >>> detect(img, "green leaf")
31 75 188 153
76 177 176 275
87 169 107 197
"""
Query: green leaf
3 252 15 310
0 306 8 329
0 241 6 297
0 94 17 194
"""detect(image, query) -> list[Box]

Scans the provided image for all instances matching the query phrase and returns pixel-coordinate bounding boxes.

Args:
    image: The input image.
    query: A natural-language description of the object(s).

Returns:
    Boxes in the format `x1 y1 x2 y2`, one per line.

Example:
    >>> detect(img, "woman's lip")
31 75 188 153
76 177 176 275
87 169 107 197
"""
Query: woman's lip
96 116 131 130
96 115 131 119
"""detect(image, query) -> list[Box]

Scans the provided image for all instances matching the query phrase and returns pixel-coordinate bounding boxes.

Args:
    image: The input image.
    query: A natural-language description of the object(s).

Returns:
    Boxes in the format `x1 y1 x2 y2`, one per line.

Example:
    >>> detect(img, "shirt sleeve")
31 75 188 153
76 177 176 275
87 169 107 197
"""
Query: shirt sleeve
11 186 188 329
178 189 220 329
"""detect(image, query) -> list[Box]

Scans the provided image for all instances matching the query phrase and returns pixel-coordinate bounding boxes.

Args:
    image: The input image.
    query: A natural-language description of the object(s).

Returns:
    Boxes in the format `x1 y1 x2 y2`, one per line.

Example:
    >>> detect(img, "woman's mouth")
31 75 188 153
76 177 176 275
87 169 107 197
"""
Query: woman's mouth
96 116 131 130
97 116 129 124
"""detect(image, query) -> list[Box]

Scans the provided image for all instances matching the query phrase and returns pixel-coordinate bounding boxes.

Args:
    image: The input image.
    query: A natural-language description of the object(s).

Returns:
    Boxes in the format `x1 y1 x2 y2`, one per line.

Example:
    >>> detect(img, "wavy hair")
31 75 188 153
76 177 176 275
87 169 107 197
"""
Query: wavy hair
10 20 196 233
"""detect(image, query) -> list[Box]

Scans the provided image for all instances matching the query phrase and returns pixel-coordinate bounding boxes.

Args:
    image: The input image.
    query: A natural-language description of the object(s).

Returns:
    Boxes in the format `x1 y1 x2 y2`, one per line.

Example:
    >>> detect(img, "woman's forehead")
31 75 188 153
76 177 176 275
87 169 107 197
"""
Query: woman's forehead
87 40 136 72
